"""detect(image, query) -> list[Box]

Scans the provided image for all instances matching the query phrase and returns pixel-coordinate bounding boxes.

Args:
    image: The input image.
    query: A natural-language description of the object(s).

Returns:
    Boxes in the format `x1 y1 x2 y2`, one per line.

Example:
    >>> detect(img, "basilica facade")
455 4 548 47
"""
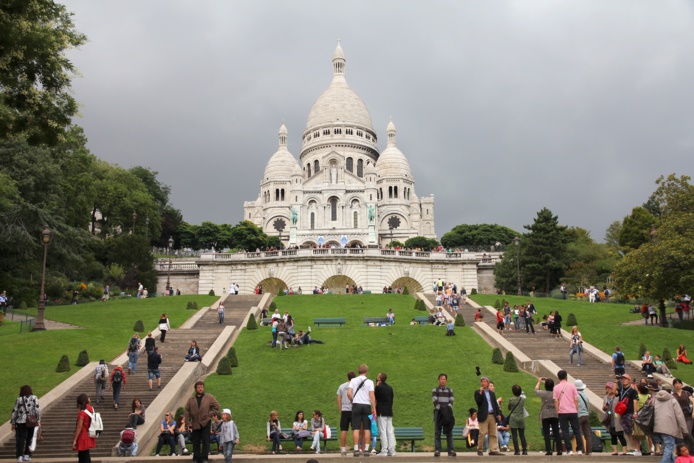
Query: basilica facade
243 43 436 248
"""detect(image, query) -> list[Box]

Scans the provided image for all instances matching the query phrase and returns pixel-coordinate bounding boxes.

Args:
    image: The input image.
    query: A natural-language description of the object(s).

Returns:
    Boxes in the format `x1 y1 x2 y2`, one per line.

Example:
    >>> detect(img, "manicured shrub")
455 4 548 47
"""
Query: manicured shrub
492 347 504 365
277 289 285 296
56 355 70 372
470 288 478 295
494 299 501 309
455 313 466 327
186 301 194 310
133 320 144 332
216 356 232 375
19 301 27 310
75 350 89 366
566 313 577 327
175 407 186 421
269 301 277 312
402 286 409 295
192 302 198 310
208 289 215 296
639 343 647 358
246 315 258 330
414 300 426 311
502 299 508 308
504 351 519 372
663 347 678 370
227 347 239 367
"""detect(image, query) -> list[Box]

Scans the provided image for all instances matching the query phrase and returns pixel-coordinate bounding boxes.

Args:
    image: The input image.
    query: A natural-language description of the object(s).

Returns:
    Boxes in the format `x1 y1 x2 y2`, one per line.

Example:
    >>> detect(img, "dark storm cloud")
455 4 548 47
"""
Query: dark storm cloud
65 0 694 241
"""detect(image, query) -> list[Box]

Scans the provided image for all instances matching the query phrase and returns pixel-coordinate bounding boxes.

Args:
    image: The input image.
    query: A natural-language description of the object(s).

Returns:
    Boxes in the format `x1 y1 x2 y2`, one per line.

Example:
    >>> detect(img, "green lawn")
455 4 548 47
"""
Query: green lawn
0 295 217 419
471 294 694 385
204 294 543 452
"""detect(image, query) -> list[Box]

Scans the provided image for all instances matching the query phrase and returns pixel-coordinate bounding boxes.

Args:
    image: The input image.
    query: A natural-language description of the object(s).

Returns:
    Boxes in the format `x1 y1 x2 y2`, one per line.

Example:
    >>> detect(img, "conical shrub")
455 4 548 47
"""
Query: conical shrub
455 313 466 327
134 320 145 332
492 347 504 364
246 315 258 330
216 356 232 375
192 301 198 310
208 289 215 296
75 350 89 366
186 301 194 310
269 301 277 312
663 347 678 370
494 299 501 309
227 347 239 367
566 313 577 326
56 354 70 372
504 351 519 372
639 343 648 358
402 286 409 295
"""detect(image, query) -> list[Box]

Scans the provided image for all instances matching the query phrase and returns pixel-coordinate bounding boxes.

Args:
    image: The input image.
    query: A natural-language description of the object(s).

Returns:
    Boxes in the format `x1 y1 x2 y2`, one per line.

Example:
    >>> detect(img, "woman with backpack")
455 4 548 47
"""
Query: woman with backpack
73 393 96 463
158 314 171 342
10 385 41 463
110 366 127 410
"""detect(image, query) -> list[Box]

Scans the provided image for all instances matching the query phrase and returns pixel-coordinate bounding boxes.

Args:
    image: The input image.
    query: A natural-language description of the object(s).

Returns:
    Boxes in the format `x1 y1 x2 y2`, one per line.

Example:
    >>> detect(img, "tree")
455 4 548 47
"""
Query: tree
564 227 618 291
522 208 568 293
493 239 522 294
403 236 439 250
604 220 622 248
0 0 87 145
230 220 268 251
618 207 656 250
440 224 519 248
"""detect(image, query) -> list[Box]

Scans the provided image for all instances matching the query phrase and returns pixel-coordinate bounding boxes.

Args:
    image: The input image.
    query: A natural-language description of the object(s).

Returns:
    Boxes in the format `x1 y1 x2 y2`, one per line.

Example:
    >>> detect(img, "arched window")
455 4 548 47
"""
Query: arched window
275 189 279 201
346 157 353 173
307 163 312 177
353 211 358 228
330 198 338 221
281 189 285 201
394 186 398 199
380 188 383 200
388 186 393 199
314 160 320 174
310 212 315 230
357 159 364 177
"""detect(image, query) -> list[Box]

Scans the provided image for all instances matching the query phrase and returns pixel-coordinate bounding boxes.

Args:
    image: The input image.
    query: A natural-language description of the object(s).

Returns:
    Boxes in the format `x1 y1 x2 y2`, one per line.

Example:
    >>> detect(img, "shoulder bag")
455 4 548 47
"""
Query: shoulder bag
22 398 39 428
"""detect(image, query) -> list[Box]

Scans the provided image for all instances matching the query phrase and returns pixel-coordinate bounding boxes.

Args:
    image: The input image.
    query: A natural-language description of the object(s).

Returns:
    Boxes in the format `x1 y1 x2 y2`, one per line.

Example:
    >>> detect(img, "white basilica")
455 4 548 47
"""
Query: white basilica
243 43 436 248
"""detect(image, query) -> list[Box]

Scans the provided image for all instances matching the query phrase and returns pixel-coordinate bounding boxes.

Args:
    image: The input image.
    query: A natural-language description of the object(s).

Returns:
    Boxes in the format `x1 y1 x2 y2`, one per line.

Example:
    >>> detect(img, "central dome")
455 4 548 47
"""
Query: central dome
305 43 374 132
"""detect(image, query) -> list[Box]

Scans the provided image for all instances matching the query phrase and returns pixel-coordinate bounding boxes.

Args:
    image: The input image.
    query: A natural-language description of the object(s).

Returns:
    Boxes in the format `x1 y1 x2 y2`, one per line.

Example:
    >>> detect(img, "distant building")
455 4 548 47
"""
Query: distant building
244 43 435 247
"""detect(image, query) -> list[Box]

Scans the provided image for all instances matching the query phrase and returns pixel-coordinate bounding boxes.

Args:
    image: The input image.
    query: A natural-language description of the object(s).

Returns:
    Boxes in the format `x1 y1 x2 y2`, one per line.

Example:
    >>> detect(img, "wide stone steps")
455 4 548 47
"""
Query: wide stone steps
428 296 645 398
0 295 260 460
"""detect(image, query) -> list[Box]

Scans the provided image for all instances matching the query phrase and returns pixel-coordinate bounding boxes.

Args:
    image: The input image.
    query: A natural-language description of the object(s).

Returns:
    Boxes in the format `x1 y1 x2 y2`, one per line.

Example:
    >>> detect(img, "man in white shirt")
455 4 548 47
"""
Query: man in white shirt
348 364 376 457
337 371 357 456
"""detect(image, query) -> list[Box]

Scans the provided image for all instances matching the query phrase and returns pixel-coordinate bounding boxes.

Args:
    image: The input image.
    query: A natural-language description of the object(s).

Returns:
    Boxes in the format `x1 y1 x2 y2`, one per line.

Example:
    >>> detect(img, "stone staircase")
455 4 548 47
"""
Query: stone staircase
427 295 646 398
0 295 260 460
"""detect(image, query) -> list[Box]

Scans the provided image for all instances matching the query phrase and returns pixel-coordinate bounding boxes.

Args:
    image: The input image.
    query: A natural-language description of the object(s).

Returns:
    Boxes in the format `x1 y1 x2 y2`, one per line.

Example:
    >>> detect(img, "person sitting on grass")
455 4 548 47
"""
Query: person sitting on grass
296 329 325 345
677 345 692 364
185 340 202 362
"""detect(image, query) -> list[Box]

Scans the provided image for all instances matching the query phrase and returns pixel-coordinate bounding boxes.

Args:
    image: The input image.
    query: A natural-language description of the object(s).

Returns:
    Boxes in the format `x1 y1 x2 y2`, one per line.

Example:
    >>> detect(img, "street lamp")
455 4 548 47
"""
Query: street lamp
132 210 137 234
33 226 52 331
513 236 521 296
166 236 174 295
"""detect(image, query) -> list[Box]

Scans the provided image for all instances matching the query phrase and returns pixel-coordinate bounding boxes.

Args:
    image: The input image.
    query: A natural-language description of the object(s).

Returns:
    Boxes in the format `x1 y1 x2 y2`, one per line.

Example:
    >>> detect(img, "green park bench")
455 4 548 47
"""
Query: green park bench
414 316 429 324
277 426 337 452
313 317 346 327
394 427 425 452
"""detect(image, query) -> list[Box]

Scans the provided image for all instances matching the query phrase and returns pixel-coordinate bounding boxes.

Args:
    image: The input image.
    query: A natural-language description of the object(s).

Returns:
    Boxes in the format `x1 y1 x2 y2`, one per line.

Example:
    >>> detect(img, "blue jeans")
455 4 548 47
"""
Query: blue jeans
656 433 677 463
128 351 139 373
222 442 235 463
272 330 278 347
219 312 224 324
570 345 582 365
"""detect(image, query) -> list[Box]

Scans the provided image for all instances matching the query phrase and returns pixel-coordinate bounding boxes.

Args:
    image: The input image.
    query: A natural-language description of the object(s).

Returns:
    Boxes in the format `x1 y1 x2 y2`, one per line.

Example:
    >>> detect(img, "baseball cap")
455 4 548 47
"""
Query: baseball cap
621 373 632 380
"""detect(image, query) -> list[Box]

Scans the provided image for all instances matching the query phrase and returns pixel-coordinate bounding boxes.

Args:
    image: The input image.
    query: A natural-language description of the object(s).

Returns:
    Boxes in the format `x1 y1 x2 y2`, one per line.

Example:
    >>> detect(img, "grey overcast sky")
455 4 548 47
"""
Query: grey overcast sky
64 0 694 242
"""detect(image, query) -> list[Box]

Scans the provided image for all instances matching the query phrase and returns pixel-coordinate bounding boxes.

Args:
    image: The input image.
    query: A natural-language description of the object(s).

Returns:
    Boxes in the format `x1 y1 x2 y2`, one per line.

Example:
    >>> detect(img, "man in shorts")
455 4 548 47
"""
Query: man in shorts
147 346 162 391
337 370 357 456
348 364 376 457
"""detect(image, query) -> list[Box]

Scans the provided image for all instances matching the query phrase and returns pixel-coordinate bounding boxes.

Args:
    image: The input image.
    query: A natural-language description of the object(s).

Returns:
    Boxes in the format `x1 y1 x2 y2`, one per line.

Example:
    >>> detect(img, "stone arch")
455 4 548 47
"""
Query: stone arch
347 240 365 248
300 240 317 248
322 275 357 294
325 240 341 248
390 277 424 294
256 277 288 295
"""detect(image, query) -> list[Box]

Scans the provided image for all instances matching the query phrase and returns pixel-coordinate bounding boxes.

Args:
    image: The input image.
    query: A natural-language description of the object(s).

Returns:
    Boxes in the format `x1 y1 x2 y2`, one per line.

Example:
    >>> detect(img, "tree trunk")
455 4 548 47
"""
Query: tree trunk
659 299 668 328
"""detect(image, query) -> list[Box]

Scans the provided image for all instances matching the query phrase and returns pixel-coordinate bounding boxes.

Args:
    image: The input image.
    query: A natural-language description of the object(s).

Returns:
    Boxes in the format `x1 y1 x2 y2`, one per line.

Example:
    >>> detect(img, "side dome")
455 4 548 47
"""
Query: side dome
376 121 412 179
263 123 299 180
305 43 374 132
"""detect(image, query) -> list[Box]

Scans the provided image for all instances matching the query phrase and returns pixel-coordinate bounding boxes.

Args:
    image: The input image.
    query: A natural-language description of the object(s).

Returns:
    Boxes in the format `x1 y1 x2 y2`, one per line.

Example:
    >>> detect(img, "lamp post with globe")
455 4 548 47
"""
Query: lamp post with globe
32 226 52 331
513 236 521 296
166 236 174 294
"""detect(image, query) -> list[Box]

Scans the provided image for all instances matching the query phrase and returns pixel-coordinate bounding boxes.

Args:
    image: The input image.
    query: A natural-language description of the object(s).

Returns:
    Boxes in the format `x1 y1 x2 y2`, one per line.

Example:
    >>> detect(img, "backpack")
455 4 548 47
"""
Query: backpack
615 397 629 416
113 369 123 383
121 428 135 444
84 408 104 438
128 337 139 352
615 352 625 366
98 365 108 381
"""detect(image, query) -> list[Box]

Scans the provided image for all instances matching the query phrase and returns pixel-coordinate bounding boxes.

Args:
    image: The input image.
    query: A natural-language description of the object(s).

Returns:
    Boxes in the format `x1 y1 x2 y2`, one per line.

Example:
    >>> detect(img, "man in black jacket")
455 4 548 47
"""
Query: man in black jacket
432 373 456 457
375 372 395 456
474 377 503 455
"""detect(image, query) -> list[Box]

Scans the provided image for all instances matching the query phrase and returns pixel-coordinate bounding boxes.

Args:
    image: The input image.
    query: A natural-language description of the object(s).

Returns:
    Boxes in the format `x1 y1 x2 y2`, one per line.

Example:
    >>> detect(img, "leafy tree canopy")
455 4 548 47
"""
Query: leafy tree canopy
618 206 655 250
0 0 87 145
440 224 519 248
404 236 439 251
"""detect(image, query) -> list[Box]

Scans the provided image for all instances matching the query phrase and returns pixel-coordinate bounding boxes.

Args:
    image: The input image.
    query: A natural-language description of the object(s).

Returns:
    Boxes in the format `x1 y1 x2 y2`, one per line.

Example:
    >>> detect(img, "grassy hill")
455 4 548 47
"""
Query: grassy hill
205 294 542 452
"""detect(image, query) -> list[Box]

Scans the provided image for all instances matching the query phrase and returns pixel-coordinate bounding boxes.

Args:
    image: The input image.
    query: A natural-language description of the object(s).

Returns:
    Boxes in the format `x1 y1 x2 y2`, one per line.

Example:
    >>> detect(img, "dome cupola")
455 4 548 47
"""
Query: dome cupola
263 122 299 181
376 120 412 179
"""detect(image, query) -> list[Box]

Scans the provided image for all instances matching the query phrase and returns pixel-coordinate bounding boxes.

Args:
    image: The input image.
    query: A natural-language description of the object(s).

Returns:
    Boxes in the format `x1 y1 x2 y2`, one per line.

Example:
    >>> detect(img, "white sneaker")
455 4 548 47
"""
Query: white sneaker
23 457 31 462
17 458 23 463
632 450 642 456
567 451 573 455
182 448 189 454
577 450 583 455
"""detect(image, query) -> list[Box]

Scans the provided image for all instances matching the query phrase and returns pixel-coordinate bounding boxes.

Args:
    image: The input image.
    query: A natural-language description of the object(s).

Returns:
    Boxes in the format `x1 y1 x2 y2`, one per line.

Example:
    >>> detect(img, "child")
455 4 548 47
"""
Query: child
219 408 239 463
310 410 325 454
676 443 694 463
446 321 455 336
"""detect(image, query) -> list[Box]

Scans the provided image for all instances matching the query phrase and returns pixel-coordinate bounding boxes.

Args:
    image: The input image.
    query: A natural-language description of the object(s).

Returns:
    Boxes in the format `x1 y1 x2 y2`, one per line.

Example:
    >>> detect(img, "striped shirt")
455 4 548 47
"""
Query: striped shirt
432 387 454 410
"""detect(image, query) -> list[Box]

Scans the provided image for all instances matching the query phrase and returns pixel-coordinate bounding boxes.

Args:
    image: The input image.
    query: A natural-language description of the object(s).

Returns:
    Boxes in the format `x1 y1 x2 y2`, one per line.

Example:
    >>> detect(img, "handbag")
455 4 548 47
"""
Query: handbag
323 424 331 439
22 398 39 428
462 426 470 438
158 322 168 331
296 430 311 438
634 398 654 434
615 397 629 415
